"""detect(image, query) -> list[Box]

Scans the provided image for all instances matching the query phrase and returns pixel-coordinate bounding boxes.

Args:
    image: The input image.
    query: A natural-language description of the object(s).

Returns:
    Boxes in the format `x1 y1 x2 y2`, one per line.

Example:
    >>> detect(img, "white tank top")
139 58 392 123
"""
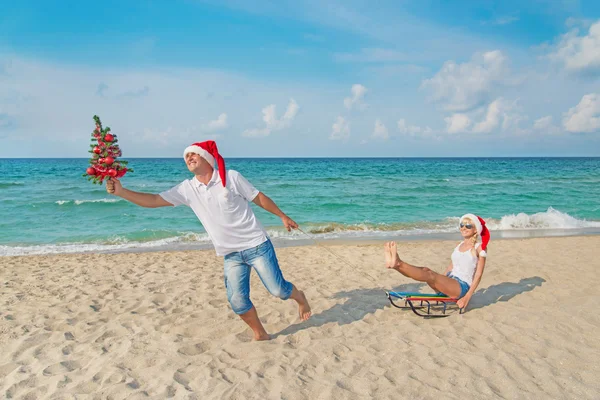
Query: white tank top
450 242 481 286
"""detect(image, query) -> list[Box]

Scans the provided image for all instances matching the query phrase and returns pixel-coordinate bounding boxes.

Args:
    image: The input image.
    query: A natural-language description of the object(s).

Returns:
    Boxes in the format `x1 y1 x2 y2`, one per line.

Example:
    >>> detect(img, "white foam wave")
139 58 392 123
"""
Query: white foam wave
55 199 122 205
2 208 598 256
490 207 600 230
0 233 213 256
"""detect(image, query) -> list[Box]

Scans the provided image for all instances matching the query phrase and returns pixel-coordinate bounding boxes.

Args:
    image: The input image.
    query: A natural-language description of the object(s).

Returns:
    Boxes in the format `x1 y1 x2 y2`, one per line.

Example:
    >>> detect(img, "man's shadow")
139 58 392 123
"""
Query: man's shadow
272 277 545 338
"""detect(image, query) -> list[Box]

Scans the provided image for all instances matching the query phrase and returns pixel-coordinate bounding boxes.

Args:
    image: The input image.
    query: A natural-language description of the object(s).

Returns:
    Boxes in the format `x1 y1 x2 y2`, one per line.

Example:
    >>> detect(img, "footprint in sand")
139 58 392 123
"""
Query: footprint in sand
105 372 126 384
57 375 73 388
234 332 252 343
177 342 211 356
94 330 117 343
152 293 167 305
173 370 193 391
42 360 81 376
90 303 102 312
5 376 39 399
218 368 251 384
127 379 141 389
92 372 104 382
165 385 177 398
62 344 74 355
208 299 225 308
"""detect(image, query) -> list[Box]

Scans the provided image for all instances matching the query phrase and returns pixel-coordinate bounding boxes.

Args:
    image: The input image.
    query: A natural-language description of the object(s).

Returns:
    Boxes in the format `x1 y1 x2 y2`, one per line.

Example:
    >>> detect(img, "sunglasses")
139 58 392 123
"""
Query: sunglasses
459 223 474 229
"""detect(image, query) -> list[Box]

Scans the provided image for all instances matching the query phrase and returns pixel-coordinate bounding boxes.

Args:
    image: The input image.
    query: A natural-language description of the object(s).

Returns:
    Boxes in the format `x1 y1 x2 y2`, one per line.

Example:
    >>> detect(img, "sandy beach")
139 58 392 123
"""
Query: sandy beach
1 235 599 399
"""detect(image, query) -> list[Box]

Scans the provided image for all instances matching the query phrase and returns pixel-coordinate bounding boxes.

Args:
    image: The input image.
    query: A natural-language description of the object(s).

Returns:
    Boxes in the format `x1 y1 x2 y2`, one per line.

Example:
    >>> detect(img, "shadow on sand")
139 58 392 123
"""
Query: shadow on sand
272 276 545 338
272 283 424 338
467 276 545 311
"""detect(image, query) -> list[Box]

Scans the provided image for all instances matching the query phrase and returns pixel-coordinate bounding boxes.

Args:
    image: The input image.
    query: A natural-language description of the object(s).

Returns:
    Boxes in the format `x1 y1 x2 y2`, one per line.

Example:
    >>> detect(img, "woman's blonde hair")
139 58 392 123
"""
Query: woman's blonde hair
461 217 479 257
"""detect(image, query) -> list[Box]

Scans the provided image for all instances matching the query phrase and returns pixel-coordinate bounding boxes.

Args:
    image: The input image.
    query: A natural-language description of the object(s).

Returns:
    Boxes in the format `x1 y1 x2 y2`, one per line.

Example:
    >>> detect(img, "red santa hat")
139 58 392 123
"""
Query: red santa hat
183 140 227 187
460 214 490 257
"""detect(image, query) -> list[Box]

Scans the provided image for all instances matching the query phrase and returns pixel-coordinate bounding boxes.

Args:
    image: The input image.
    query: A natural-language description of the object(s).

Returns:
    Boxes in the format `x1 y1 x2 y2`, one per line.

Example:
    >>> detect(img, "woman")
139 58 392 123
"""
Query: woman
384 214 490 310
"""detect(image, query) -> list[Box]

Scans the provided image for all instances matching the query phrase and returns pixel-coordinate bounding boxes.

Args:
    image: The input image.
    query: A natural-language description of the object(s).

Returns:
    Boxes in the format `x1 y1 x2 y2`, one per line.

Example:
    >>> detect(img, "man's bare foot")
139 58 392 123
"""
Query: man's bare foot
384 242 393 268
254 332 271 341
239 307 270 341
389 241 402 270
296 290 312 321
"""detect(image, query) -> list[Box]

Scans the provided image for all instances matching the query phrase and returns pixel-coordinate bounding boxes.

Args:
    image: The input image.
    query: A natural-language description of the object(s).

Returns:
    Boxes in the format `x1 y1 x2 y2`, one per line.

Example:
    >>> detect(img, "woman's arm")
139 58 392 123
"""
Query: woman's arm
456 255 486 309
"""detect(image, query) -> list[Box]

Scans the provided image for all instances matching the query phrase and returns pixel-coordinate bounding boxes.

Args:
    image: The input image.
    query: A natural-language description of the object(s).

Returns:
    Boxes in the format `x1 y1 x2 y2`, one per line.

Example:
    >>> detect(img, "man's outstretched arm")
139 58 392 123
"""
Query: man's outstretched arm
252 192 298 231
107 178 173 208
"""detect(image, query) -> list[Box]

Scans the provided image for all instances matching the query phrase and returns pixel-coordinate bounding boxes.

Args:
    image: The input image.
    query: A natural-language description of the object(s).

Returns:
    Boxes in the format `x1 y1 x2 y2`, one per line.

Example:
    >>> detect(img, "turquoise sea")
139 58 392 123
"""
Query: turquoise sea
1 158 600 256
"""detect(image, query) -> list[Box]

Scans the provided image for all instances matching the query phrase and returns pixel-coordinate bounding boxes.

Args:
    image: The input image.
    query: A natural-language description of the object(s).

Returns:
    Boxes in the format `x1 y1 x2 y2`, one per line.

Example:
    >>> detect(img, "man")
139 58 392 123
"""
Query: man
106 140 311 341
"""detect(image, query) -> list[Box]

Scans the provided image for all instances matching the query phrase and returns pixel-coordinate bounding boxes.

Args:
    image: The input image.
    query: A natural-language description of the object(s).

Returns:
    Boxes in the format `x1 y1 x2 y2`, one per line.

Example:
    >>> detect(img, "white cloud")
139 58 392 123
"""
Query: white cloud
343 84 367 110
372 119 389 140
549 21 600 74
0 55 320 156
445 114 472 134
330 116 350 140
534 115 553 130
397 118 429 135
422 50 509 112
500 100 530 135
472 99 502 133
563 93 600 133
441 97 529 135
204 113 228 132
533 115 561 134
243 98 299 137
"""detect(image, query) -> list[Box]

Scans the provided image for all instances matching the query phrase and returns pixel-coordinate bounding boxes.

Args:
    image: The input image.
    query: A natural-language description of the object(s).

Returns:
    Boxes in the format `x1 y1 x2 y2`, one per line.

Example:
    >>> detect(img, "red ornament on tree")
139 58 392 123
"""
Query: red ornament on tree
83 115 133 184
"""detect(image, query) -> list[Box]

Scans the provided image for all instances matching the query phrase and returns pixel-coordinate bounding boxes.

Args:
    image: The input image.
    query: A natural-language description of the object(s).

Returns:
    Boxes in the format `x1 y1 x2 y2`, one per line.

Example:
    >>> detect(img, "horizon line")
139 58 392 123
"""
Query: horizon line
1 156 600 160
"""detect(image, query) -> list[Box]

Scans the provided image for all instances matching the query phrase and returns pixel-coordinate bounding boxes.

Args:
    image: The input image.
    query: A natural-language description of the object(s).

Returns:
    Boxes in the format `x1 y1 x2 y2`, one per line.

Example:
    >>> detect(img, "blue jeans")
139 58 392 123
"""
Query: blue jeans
223 239 293 315
443 272 470 299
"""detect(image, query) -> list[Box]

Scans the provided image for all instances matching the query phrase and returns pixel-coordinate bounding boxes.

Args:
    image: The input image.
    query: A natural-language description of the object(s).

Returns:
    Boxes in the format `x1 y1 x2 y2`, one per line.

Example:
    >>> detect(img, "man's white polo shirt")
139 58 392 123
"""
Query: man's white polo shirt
159 169 268 256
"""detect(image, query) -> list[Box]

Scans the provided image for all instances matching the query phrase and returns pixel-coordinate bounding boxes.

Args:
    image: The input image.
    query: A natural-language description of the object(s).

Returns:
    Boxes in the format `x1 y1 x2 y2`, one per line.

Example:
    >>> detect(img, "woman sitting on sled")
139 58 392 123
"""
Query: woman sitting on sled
384 214 490 310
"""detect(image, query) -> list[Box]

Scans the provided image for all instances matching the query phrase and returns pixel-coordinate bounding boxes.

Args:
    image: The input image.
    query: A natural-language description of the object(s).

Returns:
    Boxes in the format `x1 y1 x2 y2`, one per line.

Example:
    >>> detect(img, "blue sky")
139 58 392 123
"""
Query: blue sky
1 0 600 157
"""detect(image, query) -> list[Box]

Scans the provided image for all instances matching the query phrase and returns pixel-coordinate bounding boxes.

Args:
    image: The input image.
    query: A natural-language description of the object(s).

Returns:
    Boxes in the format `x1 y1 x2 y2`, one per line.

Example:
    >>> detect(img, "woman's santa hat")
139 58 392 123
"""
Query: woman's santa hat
460 214 490 257
183 140 227 187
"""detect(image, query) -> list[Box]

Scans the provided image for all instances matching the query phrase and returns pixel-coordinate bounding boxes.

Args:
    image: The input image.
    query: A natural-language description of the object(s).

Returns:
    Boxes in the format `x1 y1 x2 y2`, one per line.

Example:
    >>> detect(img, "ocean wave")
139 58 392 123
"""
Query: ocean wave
0 182 25 188
2 208 598 256
55 199 123 206
491 207 600 230
0 232 213 256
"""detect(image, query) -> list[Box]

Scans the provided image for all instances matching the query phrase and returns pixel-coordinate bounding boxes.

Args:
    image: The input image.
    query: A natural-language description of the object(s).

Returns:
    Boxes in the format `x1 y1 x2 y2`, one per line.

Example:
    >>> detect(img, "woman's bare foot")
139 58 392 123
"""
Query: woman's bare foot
384 242 394 268
389 241 403 270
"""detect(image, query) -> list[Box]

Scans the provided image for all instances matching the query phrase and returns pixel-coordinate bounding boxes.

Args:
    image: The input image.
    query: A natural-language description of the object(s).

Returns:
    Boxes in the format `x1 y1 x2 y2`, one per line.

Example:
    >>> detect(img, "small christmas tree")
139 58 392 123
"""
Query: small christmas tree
83 115 133 184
